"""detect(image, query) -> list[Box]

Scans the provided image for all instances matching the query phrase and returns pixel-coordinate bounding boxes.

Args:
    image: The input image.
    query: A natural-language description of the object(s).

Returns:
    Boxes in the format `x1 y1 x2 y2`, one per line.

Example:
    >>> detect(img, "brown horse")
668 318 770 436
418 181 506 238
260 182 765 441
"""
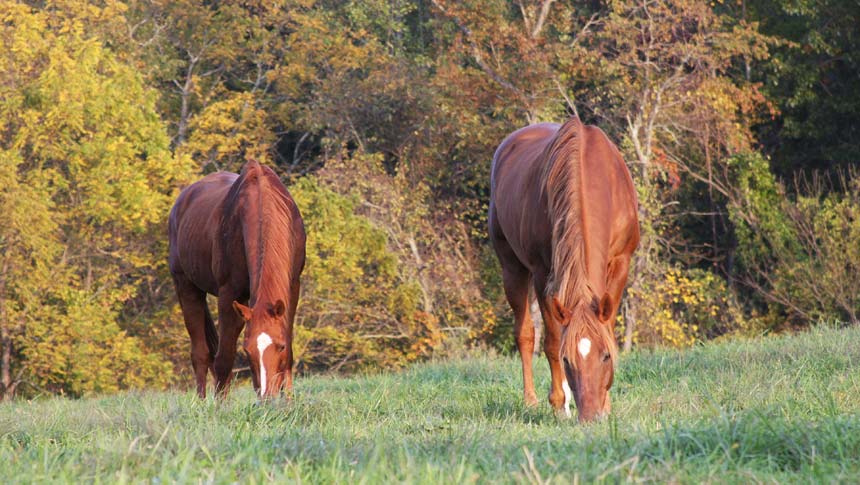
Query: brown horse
489 117 639 422
168 159 306 399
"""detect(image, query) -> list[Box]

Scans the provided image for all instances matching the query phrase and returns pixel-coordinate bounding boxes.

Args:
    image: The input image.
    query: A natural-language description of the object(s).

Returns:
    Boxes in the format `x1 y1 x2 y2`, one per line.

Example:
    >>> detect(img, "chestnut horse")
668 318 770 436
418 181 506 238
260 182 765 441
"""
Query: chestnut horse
489 117 639 422
168 160 306 399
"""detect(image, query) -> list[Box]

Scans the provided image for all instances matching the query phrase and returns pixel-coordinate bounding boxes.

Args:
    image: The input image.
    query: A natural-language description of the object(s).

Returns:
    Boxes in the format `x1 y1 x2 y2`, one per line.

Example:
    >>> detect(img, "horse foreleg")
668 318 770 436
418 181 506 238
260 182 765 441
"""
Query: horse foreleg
213 293 246 397
603 255 632 326
282 281 301 395
537 295 569 417
173 275 212 399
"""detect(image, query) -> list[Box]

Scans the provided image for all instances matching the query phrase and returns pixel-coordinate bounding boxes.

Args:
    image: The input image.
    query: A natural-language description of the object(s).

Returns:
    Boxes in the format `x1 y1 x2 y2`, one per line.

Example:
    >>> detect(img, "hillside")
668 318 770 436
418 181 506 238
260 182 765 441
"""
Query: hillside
3 325 860 483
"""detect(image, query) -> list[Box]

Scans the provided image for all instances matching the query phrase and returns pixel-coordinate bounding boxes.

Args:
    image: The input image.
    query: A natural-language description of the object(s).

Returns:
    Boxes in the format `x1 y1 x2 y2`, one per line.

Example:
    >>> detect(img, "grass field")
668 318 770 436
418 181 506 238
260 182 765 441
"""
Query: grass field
3 325 860 483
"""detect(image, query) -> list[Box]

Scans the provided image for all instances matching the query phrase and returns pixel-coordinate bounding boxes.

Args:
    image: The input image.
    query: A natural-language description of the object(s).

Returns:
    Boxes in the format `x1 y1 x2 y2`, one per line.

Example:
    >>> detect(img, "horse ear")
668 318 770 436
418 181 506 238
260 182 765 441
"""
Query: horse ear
552 296 572 324
598 293 614 323
232 301 252 321
271 300 286 318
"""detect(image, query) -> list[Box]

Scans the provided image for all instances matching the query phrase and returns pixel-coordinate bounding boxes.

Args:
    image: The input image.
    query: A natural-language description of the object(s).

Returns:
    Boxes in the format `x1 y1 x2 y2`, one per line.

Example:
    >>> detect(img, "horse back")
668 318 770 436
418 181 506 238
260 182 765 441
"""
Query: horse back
490 123 560 270
490 123 559 194
168 172 239 295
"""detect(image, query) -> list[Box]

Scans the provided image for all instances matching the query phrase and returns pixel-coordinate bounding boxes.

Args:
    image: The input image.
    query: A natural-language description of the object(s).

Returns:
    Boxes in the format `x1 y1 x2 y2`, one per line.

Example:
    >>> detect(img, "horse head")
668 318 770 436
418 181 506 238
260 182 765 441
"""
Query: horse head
552 294 618 423
233 299 291 399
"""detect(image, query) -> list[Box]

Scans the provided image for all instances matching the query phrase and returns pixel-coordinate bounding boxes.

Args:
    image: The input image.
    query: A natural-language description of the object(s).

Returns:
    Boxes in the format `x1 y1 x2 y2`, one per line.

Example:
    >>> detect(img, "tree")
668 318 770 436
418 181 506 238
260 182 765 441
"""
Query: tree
739 0 860 176
0 2 193 397
574 0 771 349
728 155 860 327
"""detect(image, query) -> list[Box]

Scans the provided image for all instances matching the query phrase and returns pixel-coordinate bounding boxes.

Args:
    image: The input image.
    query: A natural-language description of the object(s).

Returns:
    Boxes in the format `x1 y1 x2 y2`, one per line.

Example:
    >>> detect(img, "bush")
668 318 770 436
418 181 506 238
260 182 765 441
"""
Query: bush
621 266 748 348
728 153 860 327
290 175 432 372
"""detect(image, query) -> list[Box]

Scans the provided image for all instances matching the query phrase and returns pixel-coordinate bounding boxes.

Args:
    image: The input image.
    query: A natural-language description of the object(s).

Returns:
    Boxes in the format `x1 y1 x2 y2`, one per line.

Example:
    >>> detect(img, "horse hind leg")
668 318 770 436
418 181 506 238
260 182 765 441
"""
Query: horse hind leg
173 275 213 398
490 207 538 406
213 290 246 397
500 258 538 407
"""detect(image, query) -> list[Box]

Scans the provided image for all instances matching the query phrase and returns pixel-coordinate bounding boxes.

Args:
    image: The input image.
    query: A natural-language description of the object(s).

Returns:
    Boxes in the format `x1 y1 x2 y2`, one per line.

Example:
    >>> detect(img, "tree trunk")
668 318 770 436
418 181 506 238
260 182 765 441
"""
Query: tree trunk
622 298 635 353
0 257 11 400
407 236 434 315
174 56 198 147
176 73 193 146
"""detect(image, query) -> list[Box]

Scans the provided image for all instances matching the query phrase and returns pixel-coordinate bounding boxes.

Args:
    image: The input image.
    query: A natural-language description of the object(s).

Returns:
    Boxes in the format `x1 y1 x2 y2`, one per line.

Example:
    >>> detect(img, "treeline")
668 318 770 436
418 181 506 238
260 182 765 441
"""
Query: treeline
0 0 857 399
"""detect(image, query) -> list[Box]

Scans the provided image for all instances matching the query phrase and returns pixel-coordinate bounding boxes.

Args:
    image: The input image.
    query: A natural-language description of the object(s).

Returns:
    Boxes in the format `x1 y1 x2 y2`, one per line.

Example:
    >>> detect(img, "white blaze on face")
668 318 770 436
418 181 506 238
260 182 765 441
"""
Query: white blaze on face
256 332 273 396
578 337 592 359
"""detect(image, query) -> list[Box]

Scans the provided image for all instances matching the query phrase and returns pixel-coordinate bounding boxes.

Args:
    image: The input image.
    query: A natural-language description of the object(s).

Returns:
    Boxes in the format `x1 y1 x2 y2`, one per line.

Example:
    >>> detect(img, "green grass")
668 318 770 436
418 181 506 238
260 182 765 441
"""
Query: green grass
3 325 860 483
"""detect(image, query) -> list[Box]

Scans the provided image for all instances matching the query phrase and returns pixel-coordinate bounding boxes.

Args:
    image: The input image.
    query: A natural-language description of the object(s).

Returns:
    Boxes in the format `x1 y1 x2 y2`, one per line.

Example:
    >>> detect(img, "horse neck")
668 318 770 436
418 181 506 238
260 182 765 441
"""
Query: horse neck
540 118 593 310
239 178 293 309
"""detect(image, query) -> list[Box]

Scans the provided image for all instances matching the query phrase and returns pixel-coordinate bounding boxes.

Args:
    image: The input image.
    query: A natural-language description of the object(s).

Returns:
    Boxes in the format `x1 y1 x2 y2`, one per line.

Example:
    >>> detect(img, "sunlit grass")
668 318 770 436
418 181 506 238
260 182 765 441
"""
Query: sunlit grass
2 325 860 483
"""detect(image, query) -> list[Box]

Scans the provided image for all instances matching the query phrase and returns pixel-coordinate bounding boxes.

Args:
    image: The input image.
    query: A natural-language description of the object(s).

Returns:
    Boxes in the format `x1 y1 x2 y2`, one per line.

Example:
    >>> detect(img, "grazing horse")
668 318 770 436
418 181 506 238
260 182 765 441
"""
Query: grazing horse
168 159 306 399
489 117 639 422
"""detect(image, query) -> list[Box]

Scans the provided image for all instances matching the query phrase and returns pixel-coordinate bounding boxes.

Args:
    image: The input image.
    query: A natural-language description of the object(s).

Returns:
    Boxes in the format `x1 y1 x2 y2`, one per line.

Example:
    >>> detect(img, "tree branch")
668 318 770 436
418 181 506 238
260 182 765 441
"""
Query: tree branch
531 0 556 39
430 0 522 96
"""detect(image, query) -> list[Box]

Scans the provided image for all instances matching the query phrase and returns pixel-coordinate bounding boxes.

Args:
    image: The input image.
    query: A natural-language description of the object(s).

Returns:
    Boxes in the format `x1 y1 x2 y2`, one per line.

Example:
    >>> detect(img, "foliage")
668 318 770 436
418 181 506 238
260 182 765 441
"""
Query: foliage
290 150 496 371
0 2 191 398
623 266 748 348
23 288 172 396
290 174 430 372
179 91 273 172
3 325 860 481
729 153 860 326
740 0 860 176
315 153 496 350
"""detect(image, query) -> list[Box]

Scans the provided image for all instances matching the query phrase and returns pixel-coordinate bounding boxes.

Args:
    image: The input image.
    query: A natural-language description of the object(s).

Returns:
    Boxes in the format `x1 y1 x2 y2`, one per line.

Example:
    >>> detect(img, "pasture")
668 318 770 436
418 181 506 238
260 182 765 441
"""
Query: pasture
2 325 860 483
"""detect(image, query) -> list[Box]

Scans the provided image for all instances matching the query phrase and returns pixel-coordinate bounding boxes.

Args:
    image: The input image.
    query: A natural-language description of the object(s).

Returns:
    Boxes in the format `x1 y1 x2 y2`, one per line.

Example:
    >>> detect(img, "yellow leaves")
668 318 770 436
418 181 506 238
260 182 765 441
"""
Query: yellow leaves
0 5 193 396
181 91 273 171
624 266 746 349
21 286 173 397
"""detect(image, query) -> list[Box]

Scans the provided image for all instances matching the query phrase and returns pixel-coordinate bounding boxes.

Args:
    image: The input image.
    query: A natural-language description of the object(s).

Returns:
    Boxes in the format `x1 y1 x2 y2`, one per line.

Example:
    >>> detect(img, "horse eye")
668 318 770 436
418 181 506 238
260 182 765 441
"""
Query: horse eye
276 344 286 353
602 352 611 363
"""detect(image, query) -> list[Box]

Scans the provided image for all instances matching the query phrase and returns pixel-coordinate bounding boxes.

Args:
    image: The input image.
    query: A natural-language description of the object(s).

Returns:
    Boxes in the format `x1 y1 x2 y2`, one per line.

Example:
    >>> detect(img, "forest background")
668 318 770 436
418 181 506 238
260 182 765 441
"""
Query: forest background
1 0 857 399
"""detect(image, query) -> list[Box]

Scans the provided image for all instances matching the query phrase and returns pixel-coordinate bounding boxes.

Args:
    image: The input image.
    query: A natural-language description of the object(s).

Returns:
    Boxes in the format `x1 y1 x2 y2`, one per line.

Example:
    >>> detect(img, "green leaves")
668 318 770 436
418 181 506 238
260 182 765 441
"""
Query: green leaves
728 153 860 326
0 3 190 398
290 175 422 372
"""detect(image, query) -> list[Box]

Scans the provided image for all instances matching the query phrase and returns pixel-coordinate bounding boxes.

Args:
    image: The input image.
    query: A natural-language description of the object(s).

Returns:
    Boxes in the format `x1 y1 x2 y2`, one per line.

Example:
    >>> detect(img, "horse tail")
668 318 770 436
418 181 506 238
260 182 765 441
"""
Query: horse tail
203 306 219 360
540 117 591 309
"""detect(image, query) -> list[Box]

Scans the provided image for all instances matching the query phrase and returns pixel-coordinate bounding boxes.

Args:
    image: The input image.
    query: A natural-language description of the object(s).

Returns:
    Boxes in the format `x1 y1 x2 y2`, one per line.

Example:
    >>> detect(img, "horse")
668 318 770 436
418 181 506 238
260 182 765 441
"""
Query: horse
489 117 639 422
168 159 306 399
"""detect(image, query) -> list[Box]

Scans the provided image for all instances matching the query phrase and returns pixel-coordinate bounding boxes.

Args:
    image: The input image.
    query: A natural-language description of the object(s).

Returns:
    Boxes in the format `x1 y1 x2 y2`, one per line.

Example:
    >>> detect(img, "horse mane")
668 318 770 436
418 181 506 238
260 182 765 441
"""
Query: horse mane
232 160 299 309
538 117 618 367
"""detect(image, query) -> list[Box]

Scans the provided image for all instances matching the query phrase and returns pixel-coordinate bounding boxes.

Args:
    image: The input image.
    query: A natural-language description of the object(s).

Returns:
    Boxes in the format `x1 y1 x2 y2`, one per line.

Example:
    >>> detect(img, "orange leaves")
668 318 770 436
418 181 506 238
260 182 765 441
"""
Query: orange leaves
652 147 681 190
